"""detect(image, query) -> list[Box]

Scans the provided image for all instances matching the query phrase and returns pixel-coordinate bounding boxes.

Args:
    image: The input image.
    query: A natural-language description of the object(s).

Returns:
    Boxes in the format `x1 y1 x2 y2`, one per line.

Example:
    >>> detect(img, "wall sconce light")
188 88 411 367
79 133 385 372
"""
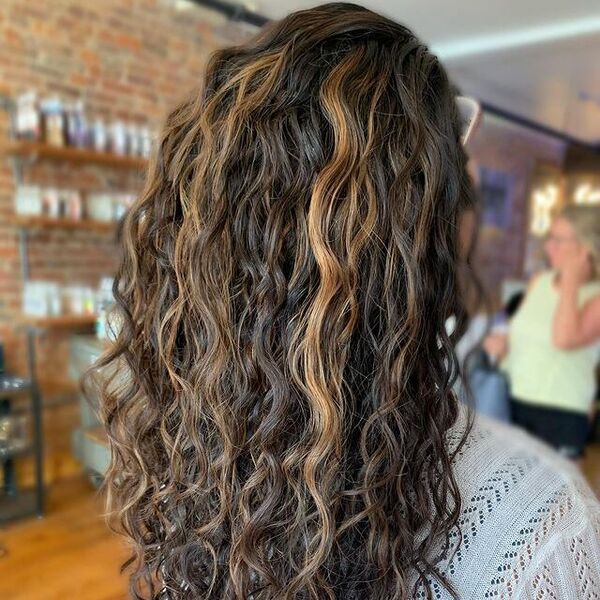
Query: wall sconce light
530 183 558 236
573 183 600 205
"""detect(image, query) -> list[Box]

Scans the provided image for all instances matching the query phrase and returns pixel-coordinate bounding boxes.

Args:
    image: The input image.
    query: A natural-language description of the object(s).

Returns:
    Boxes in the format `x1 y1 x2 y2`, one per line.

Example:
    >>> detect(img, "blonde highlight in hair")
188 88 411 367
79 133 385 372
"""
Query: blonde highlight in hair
86 3 478 598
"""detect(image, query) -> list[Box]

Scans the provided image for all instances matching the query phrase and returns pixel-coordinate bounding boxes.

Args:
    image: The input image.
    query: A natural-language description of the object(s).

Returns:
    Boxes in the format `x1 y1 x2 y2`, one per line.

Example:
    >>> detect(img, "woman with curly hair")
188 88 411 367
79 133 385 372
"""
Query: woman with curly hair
87 3 600 598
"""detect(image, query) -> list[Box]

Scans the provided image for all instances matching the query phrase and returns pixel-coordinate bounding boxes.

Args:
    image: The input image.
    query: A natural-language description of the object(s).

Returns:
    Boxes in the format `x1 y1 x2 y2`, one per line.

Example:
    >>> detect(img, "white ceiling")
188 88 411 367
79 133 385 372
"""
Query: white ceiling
247 0 600 146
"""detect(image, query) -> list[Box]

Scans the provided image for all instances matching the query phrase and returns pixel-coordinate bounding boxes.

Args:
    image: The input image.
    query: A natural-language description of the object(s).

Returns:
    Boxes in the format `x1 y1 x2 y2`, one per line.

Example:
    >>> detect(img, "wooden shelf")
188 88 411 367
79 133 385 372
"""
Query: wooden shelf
37 378 80 399
10 378 81 412
2 140 148 170
16 314 97 329
0 376 31 401
8 213 117 233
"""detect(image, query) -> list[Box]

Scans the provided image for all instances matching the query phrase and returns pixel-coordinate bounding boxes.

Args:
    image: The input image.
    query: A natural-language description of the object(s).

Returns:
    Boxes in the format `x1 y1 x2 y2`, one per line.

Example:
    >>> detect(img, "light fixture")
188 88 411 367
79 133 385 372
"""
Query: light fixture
530 183 559 236
573 183 600 205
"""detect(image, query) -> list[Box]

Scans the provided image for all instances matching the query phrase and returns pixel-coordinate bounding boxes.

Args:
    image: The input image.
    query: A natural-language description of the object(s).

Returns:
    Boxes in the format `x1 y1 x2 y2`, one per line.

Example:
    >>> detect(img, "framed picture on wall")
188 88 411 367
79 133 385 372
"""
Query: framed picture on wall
478 165 515 229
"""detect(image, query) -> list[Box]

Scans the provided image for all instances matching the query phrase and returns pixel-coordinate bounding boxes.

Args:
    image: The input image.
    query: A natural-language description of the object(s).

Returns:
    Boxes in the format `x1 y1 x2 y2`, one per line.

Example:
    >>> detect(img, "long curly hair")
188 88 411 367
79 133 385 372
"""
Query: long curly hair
86 3 479 598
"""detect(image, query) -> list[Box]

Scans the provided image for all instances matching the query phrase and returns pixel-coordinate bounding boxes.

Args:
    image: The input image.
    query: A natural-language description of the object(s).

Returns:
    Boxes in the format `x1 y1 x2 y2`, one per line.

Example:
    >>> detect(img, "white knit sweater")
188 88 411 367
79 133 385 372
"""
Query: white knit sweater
413 407 600 599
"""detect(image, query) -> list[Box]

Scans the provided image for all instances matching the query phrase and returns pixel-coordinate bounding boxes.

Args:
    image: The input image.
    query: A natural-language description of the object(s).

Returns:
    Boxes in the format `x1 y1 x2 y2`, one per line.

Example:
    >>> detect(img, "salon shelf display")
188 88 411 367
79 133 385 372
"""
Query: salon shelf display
3 140 148 170
13 185 134 229
7 214 116 233
15 314 97 329
0 93 131 522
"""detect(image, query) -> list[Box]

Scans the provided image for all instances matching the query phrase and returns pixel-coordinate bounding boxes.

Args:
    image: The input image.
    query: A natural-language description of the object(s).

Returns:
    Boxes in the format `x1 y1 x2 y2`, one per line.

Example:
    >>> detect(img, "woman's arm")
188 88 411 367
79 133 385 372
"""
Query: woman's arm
553 281 600 349
483 332 508 364
553 244 600 349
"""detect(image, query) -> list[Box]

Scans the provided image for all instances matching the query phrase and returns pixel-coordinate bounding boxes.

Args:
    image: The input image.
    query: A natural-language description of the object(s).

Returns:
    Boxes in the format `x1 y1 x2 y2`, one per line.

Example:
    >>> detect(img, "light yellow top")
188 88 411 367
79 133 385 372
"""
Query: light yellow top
502 269 600 414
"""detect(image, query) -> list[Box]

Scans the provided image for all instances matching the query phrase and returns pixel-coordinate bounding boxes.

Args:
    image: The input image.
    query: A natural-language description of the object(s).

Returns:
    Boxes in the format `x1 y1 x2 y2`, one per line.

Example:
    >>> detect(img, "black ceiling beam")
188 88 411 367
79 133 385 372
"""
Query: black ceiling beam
481 101 599 153
190 0 268 27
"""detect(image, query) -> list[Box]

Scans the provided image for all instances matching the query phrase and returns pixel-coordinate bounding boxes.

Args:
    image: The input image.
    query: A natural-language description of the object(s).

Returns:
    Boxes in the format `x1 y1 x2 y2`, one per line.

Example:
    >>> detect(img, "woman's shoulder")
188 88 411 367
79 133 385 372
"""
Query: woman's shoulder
509 271 552 318
525 269 554 295
450 406 598 509
439 406 600 598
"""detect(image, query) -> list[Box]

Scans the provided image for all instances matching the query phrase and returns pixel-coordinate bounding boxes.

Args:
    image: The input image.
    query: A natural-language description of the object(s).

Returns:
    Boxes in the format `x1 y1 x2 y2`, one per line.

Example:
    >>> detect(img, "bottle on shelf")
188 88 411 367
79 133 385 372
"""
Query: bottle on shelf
109 121 127 156
66 100 89 149
40 96 66 147
92 117 107 152
15 91 41 141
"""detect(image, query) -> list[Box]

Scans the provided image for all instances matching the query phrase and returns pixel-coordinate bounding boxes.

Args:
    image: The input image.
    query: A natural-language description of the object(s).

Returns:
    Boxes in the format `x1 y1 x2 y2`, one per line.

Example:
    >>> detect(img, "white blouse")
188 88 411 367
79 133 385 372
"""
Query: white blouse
413 407 600 599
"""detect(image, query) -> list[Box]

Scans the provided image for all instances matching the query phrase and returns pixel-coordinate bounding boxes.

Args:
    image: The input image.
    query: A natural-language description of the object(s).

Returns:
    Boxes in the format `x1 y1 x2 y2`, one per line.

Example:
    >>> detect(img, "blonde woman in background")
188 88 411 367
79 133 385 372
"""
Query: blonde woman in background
485 204 600 460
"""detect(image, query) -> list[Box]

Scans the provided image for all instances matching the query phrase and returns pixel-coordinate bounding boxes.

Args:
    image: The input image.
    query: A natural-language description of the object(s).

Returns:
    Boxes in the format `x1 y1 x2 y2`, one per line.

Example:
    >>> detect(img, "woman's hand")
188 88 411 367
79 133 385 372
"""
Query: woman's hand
483 332 508 364
560 244 592 289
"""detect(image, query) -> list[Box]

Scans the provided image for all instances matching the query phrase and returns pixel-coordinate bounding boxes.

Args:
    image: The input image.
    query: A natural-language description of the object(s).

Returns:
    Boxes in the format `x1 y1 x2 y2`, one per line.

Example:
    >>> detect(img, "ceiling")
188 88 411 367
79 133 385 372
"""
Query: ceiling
224 0 600 147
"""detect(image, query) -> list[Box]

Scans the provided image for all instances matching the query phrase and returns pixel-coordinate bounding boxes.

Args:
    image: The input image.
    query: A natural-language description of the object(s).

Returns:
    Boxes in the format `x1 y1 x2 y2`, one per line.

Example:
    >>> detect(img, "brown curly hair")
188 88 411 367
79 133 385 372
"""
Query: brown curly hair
86 3 478 598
